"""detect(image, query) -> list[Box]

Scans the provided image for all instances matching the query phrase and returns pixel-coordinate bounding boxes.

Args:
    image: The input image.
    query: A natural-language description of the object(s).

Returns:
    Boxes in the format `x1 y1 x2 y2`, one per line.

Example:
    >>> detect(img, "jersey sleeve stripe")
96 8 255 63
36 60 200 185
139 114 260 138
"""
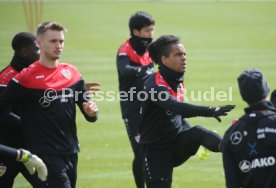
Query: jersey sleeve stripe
12 77 19 83
118 52 127 56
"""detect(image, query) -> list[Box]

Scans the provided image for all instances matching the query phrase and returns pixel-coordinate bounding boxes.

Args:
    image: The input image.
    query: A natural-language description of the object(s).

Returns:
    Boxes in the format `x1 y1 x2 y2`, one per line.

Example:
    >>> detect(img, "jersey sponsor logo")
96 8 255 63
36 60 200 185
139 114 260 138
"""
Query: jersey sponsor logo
249 113 256 117
239 156 276 173
39 88 74 107
239 160 251 172
257 133 265 139
36 75 45 79
61 69 71 79
257 127 276 134
39 88 57 107
230 131 242 145
39 97 52 107
248 142 258 156
257 127 276 139
0 165 7 177
134 134 140 143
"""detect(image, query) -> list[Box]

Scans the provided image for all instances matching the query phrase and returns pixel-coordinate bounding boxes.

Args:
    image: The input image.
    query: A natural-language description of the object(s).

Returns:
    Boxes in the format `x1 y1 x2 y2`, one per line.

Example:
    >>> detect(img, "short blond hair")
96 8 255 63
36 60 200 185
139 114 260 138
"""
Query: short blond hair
37 21 67 37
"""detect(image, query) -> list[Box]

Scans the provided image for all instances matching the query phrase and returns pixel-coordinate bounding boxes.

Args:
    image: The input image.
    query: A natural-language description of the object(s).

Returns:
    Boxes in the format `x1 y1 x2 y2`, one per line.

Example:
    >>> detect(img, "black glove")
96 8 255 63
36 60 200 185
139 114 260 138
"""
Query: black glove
209 105 235 122
137 66 154 76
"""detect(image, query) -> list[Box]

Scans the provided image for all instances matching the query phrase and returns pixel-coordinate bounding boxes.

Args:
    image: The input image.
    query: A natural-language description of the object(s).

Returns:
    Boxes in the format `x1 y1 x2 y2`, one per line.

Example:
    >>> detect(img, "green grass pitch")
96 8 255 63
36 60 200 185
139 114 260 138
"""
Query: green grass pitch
0 1 276 187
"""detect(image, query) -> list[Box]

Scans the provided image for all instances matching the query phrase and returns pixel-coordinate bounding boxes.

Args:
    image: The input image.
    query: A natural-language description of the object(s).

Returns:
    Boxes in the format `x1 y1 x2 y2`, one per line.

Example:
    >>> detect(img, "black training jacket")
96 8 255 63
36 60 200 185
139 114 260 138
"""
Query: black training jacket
0 61 97 155
139 71 215 149
0 55 31 147
222 101 276 188
0 144 18 161
116 39 154 118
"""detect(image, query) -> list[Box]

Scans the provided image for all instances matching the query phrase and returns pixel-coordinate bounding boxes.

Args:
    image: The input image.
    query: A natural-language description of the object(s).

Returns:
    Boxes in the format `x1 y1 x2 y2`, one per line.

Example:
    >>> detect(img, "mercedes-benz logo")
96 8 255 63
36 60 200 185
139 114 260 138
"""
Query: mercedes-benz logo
39 88 57 107
39 97 51 107
230 131 243 145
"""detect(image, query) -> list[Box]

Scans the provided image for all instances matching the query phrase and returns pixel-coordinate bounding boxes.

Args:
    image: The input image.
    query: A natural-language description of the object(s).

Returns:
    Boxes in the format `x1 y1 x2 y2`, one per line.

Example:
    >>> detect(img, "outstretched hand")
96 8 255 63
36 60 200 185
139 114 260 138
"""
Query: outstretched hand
212 105 235 122
86 82 100 95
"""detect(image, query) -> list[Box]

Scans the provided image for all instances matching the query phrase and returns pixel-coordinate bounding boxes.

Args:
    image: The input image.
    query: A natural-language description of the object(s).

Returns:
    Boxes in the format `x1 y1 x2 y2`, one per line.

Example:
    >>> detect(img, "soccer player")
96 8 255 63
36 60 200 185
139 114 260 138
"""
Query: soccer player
222 69 276 188
0 32 40 187
0 22 98 188
139 35 235 188
0 144 47 181
116 11 155 188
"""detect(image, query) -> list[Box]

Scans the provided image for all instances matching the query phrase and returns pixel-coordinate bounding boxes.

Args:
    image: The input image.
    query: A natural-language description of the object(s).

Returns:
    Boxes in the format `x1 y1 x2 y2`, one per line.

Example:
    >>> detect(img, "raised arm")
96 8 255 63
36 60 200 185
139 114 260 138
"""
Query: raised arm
148 84 234 122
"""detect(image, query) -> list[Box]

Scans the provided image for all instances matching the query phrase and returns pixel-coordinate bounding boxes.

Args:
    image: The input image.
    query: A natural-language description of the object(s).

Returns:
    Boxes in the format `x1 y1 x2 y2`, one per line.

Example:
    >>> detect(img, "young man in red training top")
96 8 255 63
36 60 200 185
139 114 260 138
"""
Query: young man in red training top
0 22 98 188
139 35 235 188
116 11 155 188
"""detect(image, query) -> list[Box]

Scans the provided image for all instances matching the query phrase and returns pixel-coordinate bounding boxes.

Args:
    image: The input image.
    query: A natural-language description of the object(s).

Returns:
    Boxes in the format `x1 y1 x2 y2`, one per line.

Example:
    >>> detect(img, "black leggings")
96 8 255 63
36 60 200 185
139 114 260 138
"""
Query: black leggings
143 126 222 188
129 136 144 188
124 115 145 188
146 180 172 188
173 125 222 167
0 160 41 188
29 154 78 188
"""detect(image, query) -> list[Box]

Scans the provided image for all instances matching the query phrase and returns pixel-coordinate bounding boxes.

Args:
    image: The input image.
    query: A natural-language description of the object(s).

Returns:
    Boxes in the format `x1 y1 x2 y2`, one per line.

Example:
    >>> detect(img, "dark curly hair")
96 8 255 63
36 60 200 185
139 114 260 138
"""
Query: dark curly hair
129 11 155 36
147 35 180 65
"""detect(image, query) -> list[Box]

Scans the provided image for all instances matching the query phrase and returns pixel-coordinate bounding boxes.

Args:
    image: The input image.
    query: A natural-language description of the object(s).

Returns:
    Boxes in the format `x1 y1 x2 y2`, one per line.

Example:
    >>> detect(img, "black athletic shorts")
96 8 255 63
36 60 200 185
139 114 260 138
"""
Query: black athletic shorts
141 126 204 184
141 144 174 184
172 126 202 167
30 154 78 188
0 160 40 188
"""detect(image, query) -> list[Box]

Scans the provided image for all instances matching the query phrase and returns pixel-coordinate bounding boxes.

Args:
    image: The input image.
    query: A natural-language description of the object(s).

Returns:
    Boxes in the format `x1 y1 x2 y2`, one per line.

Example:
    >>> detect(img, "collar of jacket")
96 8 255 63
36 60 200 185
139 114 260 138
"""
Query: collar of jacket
10 54 32 72
129 36 152 56
244 100 276 114
158 65 184 91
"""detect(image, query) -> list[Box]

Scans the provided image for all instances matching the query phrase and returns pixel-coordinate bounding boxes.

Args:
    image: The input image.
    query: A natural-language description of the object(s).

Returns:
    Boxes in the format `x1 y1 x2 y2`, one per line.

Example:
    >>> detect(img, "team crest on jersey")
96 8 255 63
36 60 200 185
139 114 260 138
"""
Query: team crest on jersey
61 69 71 79
0 165 7 177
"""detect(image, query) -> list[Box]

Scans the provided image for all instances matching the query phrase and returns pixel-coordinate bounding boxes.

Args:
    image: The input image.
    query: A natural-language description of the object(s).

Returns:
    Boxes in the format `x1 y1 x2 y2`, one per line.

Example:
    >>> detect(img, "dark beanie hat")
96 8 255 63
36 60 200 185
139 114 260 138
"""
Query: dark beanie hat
11 32 36 51
238 69 270 104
